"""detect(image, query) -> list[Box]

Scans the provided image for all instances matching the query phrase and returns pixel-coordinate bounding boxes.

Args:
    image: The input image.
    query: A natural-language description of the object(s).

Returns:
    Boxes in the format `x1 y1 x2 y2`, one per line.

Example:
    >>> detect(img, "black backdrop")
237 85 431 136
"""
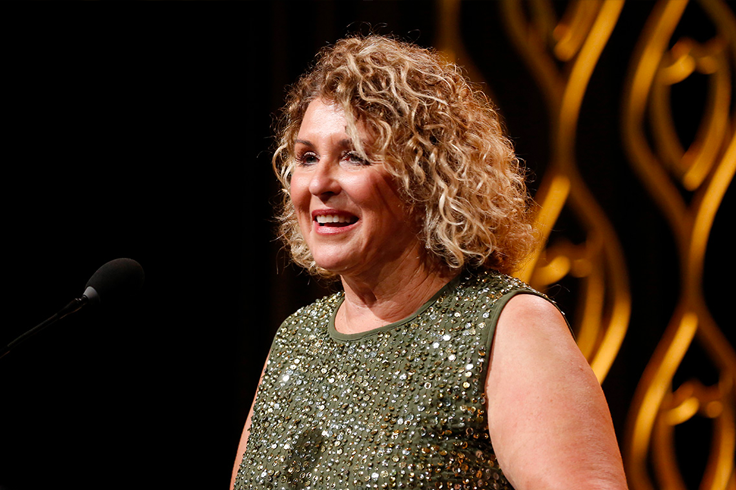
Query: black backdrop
1 2 733 489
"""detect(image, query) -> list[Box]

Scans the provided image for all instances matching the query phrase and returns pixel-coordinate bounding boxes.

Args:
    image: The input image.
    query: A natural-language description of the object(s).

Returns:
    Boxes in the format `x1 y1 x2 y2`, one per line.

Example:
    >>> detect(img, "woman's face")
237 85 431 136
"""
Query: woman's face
290 98 420 279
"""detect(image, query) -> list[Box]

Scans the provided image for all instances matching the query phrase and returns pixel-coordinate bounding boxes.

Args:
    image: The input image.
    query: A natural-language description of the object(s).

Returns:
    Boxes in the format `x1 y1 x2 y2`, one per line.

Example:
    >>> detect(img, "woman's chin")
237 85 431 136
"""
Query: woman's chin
311 255 351 275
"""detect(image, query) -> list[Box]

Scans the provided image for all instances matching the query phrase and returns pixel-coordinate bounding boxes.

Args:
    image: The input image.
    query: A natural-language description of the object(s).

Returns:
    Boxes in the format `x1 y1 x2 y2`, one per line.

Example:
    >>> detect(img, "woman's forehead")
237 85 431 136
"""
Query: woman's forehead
296 99 373 148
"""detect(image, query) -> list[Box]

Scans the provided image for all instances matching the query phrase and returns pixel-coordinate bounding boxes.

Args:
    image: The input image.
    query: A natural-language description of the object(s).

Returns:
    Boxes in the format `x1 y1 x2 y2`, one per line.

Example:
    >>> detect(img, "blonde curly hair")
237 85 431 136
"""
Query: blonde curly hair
272 34 536 278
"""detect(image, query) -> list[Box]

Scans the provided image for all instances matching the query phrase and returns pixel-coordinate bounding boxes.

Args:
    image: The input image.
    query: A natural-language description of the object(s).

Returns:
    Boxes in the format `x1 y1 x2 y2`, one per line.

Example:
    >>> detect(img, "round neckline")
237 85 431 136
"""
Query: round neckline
328 272 464 341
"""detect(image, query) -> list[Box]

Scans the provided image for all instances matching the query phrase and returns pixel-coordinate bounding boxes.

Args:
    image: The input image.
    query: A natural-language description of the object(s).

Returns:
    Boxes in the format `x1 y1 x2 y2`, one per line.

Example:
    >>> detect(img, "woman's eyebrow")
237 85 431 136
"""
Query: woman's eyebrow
295 138 355 149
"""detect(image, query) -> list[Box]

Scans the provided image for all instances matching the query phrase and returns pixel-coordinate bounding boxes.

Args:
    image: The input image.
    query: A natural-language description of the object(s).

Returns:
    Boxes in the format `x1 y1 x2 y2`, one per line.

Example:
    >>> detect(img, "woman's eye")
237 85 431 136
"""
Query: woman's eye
343 151 370 166
297 151 319 165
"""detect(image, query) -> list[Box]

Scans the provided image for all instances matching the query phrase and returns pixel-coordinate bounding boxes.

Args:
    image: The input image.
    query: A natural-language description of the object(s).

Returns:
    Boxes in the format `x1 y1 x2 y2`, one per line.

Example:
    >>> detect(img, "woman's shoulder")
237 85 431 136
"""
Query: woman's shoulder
278 291 345 328
455 268 570 332
456 268 537 300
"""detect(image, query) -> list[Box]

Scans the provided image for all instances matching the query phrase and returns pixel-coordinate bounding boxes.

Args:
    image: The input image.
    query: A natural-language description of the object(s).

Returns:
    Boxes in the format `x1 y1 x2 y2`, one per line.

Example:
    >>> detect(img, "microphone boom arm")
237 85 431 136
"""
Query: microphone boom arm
0 295 90 360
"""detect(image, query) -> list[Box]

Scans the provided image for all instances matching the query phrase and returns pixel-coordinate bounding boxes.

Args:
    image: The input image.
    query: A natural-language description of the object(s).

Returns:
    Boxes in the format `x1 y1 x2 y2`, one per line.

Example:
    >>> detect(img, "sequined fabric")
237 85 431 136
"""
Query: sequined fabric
235 270 541 489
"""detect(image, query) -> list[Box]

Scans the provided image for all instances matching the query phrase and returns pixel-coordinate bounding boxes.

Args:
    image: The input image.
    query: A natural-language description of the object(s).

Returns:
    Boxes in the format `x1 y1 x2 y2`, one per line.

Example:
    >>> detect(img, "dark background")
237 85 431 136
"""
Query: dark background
1 2 732 489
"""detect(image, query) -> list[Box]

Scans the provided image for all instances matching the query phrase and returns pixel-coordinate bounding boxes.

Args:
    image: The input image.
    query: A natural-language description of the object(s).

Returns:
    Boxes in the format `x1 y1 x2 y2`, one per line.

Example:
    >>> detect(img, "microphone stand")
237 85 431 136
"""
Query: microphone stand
0 296 90 360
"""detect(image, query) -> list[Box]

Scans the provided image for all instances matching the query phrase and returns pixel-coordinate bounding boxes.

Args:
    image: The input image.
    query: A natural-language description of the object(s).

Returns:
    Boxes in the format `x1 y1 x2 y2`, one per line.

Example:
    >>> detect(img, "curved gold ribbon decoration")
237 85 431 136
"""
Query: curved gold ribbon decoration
496 0 631 383
435 0 630 381
622 1 736 489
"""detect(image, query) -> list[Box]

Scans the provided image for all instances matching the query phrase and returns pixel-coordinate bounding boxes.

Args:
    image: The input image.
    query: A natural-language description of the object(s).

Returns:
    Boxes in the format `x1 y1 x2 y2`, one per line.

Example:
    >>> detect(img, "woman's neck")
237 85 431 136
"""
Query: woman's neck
336 256 458 334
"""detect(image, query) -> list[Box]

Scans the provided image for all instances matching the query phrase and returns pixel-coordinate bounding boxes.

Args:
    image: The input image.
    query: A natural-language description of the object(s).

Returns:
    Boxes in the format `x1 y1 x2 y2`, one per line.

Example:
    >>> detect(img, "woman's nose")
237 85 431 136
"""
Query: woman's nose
308 161 341 198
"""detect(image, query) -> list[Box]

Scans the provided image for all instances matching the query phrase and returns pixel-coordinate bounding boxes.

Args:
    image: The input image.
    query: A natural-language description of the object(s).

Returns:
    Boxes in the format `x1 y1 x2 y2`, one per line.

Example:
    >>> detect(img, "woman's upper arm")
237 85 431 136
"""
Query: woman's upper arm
230 355 269 490
485 293 628 490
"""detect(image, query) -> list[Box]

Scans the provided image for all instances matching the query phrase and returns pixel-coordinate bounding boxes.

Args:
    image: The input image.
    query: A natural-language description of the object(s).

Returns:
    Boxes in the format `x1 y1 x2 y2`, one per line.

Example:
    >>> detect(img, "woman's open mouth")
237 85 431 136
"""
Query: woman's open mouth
315 214 359 227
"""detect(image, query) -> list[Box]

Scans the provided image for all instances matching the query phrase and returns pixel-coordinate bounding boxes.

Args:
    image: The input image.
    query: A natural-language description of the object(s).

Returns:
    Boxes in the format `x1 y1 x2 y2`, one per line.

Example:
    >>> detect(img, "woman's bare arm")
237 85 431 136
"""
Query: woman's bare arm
230 356 269 489
486 294 628 490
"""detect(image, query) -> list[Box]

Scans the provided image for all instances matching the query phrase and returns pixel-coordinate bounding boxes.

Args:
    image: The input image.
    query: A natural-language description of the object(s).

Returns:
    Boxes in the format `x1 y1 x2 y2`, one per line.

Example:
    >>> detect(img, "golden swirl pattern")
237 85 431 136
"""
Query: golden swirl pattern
496 0 630 384
434 1 736 487
621 1 736 489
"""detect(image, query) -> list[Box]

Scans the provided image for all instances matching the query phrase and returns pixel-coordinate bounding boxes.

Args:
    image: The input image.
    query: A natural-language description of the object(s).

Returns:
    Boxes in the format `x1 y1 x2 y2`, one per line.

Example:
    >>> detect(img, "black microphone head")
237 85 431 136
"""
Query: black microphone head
83 258 145 306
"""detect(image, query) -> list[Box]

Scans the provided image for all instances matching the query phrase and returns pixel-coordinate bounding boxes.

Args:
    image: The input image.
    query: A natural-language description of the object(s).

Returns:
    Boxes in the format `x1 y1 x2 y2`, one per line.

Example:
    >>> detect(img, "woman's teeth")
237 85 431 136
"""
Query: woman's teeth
316 215 357 226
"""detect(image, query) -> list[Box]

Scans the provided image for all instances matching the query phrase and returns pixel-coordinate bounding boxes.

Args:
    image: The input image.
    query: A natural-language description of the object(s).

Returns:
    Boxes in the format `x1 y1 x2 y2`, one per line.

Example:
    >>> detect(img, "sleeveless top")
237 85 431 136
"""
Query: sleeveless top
234 269 557 490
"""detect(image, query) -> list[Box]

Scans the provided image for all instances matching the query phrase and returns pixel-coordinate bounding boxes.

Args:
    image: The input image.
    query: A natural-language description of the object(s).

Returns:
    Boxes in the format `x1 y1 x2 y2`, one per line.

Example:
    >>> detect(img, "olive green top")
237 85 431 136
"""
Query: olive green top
235 269 558 490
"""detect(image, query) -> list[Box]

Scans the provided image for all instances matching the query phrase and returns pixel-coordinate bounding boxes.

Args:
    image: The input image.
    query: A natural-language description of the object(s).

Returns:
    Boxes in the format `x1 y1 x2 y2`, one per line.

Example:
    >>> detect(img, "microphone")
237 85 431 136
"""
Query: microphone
0 258 145 360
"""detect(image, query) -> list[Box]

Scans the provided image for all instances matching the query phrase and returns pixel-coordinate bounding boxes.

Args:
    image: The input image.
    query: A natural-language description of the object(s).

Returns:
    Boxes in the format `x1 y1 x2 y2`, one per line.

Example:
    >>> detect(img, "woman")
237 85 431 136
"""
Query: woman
232 35 628 490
